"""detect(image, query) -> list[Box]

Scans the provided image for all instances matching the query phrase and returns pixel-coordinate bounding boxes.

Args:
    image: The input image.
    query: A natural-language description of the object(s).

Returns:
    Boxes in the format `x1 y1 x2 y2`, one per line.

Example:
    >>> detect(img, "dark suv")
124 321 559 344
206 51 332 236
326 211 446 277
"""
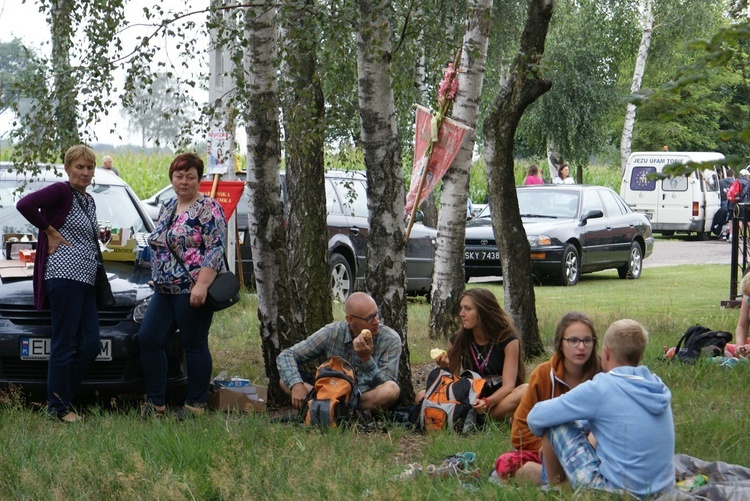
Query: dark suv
142 170 437 301
0 164 186 399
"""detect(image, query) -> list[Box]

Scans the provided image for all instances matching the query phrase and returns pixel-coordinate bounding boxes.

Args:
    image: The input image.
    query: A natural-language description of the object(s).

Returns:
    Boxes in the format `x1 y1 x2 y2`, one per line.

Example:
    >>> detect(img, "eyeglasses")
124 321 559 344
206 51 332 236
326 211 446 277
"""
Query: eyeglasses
563 337 595 348
348 308 380 324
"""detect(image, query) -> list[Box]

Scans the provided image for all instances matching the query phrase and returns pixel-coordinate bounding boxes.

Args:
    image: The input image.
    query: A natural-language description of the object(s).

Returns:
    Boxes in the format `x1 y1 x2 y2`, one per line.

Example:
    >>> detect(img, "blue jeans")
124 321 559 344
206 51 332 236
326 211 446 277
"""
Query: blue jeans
44 278 100 417
138 291 214 406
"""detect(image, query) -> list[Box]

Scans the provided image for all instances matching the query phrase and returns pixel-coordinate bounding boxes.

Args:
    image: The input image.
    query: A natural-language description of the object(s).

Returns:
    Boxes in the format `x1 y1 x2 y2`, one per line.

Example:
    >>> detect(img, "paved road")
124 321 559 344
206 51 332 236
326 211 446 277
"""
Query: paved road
469 235 733 284
645 236 732 268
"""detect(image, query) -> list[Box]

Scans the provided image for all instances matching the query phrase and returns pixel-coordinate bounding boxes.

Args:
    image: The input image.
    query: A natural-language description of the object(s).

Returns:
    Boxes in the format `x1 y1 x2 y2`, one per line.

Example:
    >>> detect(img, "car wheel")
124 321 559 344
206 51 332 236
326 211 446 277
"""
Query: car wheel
618 242 643 280
330 253 353 302
558 244 580 286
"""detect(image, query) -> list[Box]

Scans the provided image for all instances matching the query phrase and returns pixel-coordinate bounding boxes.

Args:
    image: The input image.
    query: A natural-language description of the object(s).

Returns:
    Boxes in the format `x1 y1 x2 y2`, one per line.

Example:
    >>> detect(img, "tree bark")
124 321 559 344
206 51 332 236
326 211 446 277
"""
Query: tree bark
620 0 654 175
355 0 413 403
243 3 295 405
279 0 333 341
430 0 493 340
50 0 79 157
483 0 554 359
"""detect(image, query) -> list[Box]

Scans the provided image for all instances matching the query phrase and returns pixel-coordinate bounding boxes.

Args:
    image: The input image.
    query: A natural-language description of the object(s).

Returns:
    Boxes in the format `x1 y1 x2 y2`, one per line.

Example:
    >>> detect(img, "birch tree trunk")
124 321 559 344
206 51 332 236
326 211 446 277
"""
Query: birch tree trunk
279 0 332 341
483 0 554 359
50 0 79 154
243 3 295 405
355 0 413 402
430 0 493 340
620 0 654 174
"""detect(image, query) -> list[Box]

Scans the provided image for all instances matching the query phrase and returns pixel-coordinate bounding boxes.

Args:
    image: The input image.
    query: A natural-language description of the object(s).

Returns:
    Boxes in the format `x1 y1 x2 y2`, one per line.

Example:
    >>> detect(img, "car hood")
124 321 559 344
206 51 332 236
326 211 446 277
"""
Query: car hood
465 216 577 238
0 260 154 307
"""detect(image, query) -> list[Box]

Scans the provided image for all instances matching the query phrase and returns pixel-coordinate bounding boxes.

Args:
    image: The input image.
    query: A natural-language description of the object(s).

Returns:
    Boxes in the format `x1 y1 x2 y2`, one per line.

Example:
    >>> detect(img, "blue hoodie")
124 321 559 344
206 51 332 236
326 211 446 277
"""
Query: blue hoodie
527 365 675 497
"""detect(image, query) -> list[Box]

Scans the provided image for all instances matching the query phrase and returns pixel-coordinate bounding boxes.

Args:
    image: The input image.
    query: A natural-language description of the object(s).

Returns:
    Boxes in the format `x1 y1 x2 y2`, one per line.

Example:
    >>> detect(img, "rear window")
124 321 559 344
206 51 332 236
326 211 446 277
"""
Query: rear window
629 166 657 192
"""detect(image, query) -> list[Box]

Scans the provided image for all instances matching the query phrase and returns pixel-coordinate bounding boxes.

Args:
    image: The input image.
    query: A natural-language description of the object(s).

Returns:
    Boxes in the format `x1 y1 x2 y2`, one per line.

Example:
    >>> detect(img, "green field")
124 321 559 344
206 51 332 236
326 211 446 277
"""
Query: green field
0 264 747 499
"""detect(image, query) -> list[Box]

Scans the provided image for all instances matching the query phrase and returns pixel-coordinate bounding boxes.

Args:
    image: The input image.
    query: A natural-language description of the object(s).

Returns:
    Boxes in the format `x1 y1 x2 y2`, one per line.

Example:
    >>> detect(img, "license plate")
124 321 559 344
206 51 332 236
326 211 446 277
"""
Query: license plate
465 250 500 261
20 337 112 361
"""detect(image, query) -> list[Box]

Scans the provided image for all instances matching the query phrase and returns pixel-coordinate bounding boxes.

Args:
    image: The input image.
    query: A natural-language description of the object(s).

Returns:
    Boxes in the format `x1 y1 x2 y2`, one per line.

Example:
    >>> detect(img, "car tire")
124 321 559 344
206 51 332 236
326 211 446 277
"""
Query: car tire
558 244 580 286
330 253 354 302
618 242 643 280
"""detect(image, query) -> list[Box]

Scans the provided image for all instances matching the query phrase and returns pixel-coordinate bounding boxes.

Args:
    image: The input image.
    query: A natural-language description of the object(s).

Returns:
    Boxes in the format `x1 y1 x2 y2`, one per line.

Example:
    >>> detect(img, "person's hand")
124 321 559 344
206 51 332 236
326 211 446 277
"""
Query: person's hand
291 382 312 409
435 353 450 370
472 397 489 415
189 283 208 308
45 228 70 255
737 344 749 357
353 331 373 362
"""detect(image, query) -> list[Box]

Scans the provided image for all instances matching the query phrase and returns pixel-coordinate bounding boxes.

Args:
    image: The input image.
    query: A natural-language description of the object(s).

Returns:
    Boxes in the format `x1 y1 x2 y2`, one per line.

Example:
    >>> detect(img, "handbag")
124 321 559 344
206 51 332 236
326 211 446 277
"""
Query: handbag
95 263 116 308
166 205 240 311
206 271 241 311
73 188 116 308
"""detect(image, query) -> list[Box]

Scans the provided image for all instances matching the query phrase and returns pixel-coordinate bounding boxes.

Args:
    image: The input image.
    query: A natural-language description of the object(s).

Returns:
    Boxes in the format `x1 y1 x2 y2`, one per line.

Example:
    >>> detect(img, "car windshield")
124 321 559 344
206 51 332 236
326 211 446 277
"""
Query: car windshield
518 190 580 219
0 179 150 257
476 189 581 219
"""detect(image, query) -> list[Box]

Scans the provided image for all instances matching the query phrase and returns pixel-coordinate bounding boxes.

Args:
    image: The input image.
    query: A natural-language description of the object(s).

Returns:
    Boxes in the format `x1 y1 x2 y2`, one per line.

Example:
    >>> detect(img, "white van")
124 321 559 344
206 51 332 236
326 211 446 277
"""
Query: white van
620 151 725 238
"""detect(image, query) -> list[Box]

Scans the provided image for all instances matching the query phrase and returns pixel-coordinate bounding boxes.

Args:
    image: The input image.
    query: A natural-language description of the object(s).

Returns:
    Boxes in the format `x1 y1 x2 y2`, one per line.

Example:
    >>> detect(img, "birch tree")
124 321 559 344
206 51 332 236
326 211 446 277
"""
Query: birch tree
430 0 493 339
483 0 554 359
355 0 413 401
620 0 653 174
243 2 295 405
279 0 332 340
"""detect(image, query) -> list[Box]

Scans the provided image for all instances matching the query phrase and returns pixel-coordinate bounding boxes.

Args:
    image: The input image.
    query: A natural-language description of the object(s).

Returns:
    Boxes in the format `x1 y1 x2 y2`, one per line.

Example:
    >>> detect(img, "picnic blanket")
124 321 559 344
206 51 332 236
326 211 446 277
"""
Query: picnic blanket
656 454 750 500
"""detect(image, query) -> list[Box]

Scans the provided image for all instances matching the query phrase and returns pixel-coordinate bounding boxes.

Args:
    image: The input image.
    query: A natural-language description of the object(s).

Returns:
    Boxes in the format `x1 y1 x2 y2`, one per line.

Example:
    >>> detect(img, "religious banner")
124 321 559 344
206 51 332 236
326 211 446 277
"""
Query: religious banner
206 128 231 175
199 181 245 219
404 104 471 215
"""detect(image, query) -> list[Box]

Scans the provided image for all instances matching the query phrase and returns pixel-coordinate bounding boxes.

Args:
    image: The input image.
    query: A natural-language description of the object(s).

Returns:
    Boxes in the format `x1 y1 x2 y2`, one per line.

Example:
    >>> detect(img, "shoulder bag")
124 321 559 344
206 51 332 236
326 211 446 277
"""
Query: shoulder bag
74 188 115 308
166 205 241 311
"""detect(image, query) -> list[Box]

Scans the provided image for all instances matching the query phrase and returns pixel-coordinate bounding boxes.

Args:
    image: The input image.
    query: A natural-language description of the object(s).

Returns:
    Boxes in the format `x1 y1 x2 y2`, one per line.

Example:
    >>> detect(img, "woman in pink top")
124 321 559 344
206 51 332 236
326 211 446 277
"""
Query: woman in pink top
523 164 544 185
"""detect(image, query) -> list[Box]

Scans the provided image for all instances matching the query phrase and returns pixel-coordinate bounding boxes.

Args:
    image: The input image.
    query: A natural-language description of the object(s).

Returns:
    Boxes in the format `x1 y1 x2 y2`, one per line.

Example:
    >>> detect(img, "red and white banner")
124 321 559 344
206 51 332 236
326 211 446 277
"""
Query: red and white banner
404 104 471 215
199 180 245 220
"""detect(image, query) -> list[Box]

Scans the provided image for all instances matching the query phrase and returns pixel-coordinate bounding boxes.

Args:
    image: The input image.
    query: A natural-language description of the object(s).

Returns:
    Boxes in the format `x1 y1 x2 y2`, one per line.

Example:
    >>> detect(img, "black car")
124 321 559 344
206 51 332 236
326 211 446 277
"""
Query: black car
464 185 654 286
0 164 186 399
142 170 438 301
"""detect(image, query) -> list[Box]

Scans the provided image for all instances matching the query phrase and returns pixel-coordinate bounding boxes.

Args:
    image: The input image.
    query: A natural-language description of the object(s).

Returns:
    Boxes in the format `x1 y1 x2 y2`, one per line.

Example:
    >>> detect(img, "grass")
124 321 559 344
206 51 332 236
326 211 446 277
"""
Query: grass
1 264 748 499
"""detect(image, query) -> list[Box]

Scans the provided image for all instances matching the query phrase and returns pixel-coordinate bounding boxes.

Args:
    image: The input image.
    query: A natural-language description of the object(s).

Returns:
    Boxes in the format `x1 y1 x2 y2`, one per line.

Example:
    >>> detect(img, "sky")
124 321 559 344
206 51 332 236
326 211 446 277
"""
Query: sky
0 0 210 147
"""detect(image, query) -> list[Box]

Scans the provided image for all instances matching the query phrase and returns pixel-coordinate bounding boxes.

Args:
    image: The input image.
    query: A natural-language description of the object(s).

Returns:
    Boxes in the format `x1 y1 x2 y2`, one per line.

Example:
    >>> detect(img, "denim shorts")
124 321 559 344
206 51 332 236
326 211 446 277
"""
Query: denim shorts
547 421 611 490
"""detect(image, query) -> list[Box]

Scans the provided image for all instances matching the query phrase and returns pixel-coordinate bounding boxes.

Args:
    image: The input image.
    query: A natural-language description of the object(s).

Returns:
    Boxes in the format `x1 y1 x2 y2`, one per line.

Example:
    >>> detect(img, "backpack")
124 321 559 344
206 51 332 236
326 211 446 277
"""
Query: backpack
419 367 485 433
727 178 750 203
675 325 732 364
304 356 361 428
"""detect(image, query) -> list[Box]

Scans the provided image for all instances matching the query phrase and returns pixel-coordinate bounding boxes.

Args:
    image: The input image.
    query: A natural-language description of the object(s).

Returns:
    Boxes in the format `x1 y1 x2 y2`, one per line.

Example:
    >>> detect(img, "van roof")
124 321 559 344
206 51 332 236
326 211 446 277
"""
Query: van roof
627 151 725 163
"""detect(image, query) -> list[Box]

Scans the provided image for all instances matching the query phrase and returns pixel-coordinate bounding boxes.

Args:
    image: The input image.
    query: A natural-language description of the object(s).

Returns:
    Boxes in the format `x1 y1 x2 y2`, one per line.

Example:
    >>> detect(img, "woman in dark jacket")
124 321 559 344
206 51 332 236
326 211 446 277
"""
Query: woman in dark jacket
17 145 101 422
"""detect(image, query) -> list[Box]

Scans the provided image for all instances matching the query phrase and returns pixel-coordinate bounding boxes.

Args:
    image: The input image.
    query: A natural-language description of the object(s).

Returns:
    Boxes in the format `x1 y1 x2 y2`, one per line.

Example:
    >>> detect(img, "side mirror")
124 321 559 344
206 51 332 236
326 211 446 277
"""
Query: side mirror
580 209 604 225
414 211 424 223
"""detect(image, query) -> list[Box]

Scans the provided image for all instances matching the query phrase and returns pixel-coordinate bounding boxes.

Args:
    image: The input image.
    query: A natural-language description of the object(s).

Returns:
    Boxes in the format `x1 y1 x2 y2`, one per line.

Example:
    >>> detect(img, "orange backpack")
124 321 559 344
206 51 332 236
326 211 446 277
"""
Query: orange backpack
304 356 360 428
419 367 486 433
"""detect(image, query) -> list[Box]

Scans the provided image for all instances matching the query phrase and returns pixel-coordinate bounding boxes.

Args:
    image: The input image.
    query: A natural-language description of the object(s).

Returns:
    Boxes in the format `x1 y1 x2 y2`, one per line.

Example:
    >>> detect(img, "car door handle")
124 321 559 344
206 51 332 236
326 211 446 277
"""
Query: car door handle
350 227 360 236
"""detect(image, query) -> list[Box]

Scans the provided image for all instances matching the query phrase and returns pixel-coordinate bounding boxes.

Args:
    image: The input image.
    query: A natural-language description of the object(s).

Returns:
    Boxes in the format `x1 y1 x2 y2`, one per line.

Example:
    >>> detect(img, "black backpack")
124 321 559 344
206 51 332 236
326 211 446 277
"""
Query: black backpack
675 325 732 364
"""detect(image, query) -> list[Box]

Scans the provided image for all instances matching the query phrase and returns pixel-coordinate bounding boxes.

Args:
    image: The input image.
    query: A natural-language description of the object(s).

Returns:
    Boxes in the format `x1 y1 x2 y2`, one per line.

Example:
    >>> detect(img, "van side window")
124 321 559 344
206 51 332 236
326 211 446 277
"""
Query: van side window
661 175 688 192
630 166 657 191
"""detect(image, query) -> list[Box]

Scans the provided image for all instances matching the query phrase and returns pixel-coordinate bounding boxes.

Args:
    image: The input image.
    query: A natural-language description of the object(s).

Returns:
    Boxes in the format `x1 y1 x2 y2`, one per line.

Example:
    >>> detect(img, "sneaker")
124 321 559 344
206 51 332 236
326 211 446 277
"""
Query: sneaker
140 402 165 420
59 411 83 423
392 463 422 481
174 402 207 421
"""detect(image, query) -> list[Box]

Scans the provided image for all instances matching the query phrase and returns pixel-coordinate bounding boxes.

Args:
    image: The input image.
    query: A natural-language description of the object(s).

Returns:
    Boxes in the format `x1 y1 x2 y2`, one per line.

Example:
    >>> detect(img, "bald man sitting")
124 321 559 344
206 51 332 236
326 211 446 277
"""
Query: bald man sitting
277 292 402 411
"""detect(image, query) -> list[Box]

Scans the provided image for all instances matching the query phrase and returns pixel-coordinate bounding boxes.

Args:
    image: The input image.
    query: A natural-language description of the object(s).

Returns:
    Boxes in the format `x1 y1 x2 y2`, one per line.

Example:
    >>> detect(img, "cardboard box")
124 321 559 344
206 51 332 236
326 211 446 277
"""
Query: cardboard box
215 378 251 389
207 384 267 413
3 234 36 260
101 238 137 262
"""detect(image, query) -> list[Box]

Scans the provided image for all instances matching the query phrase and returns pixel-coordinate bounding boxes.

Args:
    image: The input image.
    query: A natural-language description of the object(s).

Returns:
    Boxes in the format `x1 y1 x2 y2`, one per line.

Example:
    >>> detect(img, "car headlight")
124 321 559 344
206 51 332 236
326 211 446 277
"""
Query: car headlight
133 298 150 323
527 235 552 247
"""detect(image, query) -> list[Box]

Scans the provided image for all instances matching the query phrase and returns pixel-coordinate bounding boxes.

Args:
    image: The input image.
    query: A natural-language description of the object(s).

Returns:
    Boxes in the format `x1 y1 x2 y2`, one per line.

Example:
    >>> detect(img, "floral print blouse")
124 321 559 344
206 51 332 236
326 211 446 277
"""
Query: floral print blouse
149 195 227 294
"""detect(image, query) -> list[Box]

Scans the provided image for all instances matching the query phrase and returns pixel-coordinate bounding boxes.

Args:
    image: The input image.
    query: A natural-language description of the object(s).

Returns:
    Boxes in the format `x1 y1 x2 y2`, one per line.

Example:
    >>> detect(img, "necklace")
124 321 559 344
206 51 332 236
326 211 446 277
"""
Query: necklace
470 342 494 374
